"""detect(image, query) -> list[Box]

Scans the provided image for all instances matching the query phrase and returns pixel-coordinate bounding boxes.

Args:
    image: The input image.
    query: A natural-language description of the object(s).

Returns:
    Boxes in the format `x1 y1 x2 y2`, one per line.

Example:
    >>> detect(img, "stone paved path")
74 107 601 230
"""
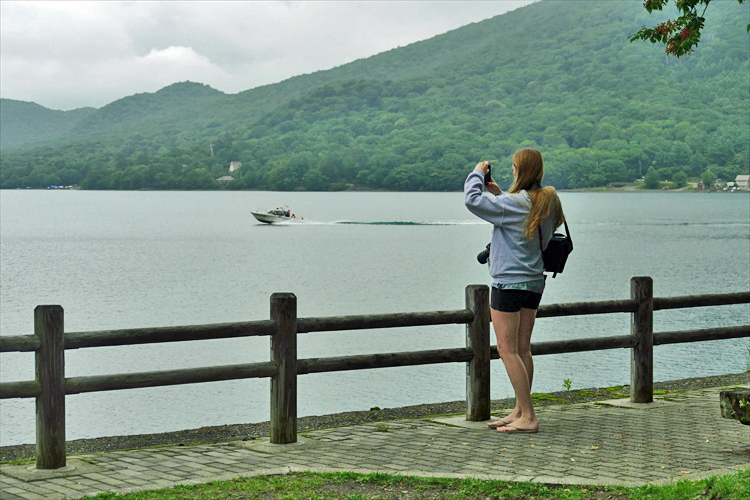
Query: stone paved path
1 385 748 499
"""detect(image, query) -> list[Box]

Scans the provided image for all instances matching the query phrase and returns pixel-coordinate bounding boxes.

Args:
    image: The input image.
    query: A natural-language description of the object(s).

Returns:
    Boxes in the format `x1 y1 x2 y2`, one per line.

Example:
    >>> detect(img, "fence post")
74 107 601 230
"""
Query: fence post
630 277 653 403
270 293 297 444
466 284 491 421
34 305 66 469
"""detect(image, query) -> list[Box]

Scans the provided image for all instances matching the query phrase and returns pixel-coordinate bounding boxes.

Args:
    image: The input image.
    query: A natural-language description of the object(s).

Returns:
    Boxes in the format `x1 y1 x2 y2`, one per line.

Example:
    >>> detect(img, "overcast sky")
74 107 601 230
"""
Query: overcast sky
0 1 535 111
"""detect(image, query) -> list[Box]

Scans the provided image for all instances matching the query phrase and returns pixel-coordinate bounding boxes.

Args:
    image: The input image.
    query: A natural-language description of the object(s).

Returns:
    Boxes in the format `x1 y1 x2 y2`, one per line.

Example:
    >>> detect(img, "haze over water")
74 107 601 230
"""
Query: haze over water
1 190 748 446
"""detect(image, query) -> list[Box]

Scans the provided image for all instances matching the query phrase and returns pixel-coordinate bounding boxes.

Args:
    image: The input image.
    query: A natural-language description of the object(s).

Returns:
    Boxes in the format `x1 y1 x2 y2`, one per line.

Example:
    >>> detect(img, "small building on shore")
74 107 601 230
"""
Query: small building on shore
735 174 749 191
216 175 235 185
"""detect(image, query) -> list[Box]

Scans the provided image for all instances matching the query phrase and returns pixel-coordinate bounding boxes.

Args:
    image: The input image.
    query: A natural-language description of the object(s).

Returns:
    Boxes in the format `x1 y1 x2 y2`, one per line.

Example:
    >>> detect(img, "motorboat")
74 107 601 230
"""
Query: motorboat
251 206 296 224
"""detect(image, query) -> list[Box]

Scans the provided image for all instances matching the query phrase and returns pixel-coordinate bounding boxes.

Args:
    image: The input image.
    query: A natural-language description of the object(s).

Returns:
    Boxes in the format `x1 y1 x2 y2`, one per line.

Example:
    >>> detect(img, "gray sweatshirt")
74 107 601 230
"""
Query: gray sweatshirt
464 168 558 284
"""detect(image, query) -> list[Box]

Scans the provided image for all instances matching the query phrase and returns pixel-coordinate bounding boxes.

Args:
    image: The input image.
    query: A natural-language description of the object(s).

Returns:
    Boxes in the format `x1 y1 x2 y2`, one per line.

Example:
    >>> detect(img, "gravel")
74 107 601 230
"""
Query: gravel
2 371 747 462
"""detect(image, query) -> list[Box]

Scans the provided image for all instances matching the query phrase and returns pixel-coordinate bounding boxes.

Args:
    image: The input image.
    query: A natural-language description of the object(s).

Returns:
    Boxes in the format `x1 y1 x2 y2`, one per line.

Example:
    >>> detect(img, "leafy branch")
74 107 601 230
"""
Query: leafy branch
629 0 748 57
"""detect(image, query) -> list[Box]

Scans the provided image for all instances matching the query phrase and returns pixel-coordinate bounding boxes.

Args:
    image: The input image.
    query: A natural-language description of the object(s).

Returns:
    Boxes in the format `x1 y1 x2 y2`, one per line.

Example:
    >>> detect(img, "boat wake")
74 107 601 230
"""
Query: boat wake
282 220 486 226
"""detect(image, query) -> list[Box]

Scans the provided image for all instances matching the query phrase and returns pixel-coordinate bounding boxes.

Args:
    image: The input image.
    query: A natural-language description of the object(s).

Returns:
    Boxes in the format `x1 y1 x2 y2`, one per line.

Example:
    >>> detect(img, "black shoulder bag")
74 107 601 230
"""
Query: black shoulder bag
539 221 573 278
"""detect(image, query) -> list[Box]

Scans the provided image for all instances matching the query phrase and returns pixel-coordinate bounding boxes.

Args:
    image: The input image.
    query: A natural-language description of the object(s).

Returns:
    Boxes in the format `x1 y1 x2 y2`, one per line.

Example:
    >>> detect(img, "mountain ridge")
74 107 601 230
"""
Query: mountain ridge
1 0 747 190
0 99 96 150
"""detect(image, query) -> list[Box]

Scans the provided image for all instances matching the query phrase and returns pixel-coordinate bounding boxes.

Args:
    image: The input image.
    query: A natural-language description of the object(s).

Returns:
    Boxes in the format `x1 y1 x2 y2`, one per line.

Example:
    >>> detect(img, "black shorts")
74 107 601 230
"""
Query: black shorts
491 287 543 312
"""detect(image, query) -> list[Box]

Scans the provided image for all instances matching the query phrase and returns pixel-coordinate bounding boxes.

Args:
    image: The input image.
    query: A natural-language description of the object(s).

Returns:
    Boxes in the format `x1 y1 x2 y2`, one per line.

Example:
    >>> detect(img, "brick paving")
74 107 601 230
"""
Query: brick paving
1 385 748 499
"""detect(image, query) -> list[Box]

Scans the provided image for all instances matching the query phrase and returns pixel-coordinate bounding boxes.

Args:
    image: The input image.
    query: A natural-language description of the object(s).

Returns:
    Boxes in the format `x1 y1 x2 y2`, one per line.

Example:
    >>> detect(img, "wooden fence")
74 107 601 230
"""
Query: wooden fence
1 276 748 470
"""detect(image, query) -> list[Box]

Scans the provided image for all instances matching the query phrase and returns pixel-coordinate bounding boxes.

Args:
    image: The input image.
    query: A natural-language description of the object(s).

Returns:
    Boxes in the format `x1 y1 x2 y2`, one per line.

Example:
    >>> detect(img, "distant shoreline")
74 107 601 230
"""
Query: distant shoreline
3 185 749 194
3 188 748 194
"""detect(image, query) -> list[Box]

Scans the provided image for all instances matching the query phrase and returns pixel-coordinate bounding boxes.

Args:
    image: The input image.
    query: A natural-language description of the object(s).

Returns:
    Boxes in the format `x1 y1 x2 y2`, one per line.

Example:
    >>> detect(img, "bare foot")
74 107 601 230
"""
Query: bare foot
487 419 513 428
497 418 538 433
487 413 519 428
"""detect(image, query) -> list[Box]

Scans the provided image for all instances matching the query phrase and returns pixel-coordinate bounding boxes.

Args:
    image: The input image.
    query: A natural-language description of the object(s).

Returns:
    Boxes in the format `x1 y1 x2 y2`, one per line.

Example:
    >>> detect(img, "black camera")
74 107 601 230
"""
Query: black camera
477 243 491 264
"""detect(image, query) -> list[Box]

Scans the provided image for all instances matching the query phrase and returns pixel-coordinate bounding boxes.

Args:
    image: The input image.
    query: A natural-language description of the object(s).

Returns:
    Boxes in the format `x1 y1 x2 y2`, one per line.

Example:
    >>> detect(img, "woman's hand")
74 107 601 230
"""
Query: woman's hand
474 161 500 194
485 181 502 196
475 161 490 173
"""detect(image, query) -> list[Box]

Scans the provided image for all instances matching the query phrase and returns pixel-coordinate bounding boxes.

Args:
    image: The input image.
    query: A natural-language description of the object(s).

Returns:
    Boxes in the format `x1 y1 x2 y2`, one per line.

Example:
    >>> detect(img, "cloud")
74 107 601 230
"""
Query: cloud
82 45 233 103
130 46 229 84
0 1 535 110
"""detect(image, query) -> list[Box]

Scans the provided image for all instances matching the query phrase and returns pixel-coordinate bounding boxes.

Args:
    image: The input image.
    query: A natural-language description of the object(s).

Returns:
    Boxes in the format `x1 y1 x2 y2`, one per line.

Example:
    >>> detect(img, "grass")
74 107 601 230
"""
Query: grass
79 468 750 499
531 393 567 403
577 385 627 397
4 457 35 466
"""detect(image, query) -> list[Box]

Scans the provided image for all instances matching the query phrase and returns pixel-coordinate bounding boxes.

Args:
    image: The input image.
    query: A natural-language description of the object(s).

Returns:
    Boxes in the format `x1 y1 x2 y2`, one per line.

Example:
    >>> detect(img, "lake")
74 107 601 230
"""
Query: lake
1 189 748 446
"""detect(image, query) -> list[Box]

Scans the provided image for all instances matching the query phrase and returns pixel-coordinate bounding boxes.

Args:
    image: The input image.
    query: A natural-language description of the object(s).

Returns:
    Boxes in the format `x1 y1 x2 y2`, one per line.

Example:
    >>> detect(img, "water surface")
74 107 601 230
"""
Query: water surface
1 190 748 445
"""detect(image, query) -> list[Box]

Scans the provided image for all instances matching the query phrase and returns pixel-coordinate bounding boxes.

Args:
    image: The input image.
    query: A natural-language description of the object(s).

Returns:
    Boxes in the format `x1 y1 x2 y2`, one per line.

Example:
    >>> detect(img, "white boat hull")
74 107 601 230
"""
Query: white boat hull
252 211 290 224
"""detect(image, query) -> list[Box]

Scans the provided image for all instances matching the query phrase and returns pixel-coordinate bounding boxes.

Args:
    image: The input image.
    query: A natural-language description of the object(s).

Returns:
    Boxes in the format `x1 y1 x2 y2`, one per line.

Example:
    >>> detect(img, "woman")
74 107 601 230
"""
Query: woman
464 148 564 434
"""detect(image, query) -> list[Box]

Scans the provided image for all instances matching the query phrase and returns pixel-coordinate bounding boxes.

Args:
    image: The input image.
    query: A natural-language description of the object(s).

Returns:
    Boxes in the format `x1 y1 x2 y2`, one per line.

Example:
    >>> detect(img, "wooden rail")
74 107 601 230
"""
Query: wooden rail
1 277 748 470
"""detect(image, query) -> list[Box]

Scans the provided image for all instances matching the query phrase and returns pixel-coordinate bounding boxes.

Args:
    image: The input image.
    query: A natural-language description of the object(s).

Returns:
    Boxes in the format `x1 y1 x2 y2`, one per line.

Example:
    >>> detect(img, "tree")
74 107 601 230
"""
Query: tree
57 168 81 186
598 159 629 183
183 168 215 190
630 0 748 57
644 166 661 189
670 142 692 168
672 170 687 188
301 168 327 191
588 173 607 187
701 169 717 190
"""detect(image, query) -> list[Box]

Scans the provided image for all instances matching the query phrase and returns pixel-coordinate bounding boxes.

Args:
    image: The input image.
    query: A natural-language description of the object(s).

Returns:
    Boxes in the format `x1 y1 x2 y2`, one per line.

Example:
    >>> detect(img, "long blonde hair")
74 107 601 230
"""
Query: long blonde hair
508 148 565 239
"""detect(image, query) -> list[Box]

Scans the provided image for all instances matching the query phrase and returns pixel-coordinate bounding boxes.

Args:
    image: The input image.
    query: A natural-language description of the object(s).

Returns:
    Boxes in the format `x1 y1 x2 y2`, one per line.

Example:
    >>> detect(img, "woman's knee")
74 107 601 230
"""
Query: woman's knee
496 345 519 360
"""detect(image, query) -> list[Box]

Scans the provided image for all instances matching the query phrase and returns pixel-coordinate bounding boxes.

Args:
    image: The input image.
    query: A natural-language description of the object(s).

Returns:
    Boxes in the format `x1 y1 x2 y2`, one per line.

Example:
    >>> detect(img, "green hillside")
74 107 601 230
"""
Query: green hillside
68 82 225 137
0 100 95 151
1 0 748 191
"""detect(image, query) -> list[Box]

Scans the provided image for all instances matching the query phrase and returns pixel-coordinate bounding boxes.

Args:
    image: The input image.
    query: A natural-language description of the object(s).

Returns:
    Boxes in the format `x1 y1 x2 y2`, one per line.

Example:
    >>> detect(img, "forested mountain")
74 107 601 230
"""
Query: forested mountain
0 100 95 151
1 0 748 191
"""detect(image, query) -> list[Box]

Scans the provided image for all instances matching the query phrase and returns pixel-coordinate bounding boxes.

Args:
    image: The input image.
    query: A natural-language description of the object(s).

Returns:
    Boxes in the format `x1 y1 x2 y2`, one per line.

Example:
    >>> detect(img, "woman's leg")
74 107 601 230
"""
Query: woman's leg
487 308 522 427
493 308 538 432
498 307 537 423
518 307 537 391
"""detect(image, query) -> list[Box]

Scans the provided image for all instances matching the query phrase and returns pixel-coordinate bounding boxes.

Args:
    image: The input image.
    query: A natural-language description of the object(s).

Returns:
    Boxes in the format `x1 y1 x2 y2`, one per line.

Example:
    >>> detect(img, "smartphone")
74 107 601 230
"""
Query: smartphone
484 164 492 185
